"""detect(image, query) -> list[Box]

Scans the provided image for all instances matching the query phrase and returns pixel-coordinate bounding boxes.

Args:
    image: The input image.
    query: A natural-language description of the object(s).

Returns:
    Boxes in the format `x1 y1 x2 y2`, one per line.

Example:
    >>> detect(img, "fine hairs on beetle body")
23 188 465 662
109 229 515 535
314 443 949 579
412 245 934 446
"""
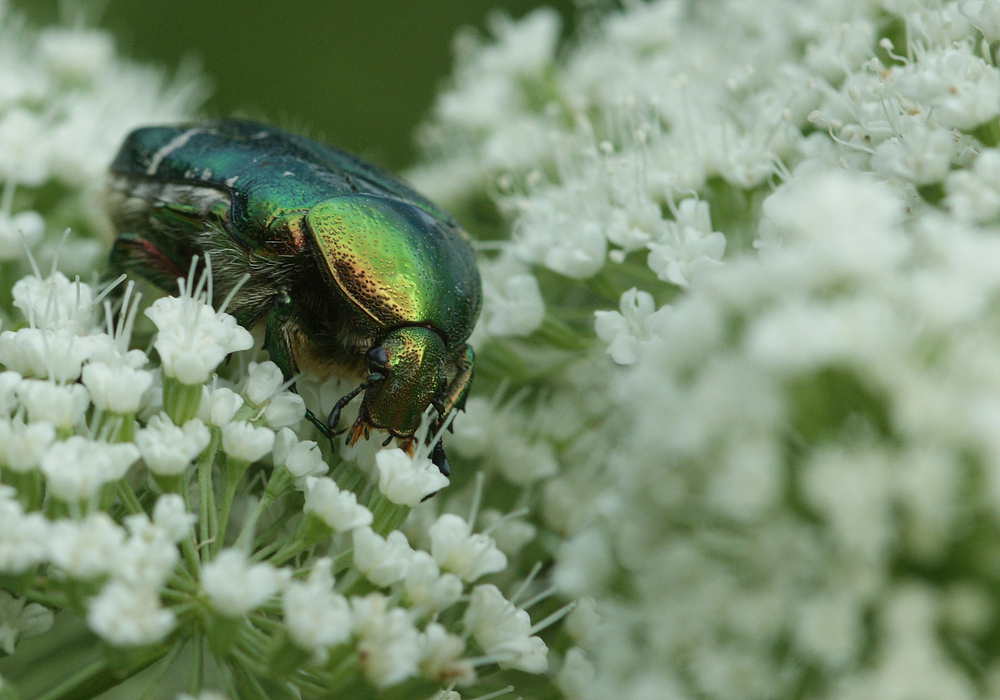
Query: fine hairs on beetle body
105 119 483 476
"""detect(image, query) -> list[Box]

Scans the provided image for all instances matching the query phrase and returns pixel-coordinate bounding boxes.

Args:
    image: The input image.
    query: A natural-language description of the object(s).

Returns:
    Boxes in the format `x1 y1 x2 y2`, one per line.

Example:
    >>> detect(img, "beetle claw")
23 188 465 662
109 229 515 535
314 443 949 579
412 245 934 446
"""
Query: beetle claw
347 420 368 446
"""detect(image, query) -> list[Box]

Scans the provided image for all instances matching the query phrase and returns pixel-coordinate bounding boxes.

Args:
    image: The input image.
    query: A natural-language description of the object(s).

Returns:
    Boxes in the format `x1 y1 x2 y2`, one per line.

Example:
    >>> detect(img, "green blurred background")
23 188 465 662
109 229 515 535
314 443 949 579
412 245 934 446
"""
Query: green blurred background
16 0 574 171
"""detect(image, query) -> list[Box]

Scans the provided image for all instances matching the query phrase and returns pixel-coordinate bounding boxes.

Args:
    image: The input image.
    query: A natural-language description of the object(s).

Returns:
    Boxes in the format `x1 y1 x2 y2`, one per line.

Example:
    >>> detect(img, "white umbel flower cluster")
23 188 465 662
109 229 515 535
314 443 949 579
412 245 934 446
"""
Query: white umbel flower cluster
406 1 1000 699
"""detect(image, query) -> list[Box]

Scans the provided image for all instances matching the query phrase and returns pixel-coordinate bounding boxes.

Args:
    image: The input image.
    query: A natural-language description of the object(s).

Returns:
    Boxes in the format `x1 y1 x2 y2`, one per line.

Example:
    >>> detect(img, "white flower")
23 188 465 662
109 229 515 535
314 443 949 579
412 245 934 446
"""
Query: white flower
429 513 507 582
200 549 290 618
87 581 175 646
10 271 93 332
152 494 197 543
245 361 283 405
135 413 210 475
0 418 55 472
48 512 125 580
350 593 421 688
480 509 537 555
16 379 89 429
512 186 608 279
968 0 1000 42
403 550 463 611
116 514 181 590
375 448 449 506
145 295 253 385
0 327 94 382
0 209 44 260
36 28 114 82
0 108 49 186
197 385 244 427
480 258 545 337
263 392 305 429
646 199 726 288
418 622 475 685
893 44 1000 130
352 527 413 587
870 119 955 185
463 584 548 673
81 361 152 413
273 429 328 480
282 558 351 653
557 648 597 700
0 590 54 654
220 420 274 463
594 287 671 366
40 437 139 503
0 371 21 416
552 528 614 597
945 148 1000 223
0 488 48 573
302 476 372 532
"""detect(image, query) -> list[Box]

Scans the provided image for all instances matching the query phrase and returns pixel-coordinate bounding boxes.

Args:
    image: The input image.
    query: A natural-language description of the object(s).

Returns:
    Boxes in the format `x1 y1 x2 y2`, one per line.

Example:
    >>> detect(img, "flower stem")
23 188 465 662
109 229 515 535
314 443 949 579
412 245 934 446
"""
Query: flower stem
162 376 202 426
189 633 204 696
198 430 220 562
215 457 250 554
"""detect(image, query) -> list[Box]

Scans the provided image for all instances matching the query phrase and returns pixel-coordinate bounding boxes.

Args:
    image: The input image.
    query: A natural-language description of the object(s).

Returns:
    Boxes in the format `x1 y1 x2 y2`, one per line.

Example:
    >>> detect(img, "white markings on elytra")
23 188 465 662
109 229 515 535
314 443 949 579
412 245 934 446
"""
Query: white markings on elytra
145 128 204 176
225 176 239 187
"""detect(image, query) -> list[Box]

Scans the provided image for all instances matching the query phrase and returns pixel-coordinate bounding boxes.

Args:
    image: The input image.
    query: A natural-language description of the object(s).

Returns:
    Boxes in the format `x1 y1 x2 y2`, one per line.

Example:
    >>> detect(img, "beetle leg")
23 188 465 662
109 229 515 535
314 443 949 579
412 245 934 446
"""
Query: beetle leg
327 373 384 434
107 231 191 291
441 345 476 417
423 344 475 476
431 439 450 478
262 287 298 379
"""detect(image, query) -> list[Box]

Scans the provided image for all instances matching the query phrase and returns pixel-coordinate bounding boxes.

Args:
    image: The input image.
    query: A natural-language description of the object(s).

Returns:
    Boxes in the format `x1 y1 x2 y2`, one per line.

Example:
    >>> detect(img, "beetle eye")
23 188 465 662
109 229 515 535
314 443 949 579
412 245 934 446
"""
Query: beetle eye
366 345 389 372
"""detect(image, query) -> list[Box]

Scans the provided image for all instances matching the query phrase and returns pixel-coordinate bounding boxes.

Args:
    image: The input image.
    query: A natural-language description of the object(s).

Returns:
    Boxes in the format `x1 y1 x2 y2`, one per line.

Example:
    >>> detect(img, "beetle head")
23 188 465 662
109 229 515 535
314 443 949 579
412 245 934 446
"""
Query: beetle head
356 326 446 439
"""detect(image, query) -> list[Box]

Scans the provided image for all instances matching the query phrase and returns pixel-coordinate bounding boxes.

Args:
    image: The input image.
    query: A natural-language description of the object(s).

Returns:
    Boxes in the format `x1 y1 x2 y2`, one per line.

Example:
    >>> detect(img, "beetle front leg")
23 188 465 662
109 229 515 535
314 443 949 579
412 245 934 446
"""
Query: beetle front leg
441 344 475 418
426 344 475 476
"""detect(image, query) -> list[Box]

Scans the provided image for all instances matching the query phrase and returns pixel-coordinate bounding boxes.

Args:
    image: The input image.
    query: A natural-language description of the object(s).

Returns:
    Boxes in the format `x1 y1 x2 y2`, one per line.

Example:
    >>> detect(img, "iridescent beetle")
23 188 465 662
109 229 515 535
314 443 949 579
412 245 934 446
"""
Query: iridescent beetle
106 120 481 475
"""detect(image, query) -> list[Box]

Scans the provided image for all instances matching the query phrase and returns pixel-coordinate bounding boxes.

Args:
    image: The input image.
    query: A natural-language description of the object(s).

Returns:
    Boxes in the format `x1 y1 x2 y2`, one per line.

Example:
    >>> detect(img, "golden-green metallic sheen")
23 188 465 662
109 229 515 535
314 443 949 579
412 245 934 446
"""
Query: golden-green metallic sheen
307 194 480 344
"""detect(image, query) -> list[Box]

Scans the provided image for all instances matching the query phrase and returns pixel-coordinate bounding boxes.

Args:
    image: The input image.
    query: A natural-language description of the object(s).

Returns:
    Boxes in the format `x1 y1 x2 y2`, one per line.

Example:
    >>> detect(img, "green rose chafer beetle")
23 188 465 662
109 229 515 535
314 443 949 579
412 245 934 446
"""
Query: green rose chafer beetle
106 119 482 475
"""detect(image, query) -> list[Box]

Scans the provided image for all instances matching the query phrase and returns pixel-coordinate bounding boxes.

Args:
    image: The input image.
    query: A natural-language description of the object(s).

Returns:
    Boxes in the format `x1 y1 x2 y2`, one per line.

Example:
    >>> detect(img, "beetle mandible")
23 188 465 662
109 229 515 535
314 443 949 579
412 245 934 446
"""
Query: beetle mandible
106 119 482 476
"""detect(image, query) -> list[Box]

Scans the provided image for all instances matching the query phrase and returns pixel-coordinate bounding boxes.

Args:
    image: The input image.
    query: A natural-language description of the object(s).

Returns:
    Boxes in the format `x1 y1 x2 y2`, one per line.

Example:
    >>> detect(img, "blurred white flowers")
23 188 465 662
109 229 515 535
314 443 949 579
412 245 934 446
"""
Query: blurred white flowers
11 0 1000 698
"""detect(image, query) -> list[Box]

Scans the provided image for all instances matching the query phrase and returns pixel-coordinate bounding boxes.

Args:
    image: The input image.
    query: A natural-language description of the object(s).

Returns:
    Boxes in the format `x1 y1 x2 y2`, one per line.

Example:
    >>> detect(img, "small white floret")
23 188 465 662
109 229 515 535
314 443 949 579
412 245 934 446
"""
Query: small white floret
87 581 175 646
135 413 210 475
201 548 290 618
81 361 153 414
429 513 507 582
152 494 197 543
375 447 449 506
283 558 352 652
40 436 139 503
350 593 421 688
463 584 548 673
352 527 413 587
220 420 274 463
302 476 372 532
